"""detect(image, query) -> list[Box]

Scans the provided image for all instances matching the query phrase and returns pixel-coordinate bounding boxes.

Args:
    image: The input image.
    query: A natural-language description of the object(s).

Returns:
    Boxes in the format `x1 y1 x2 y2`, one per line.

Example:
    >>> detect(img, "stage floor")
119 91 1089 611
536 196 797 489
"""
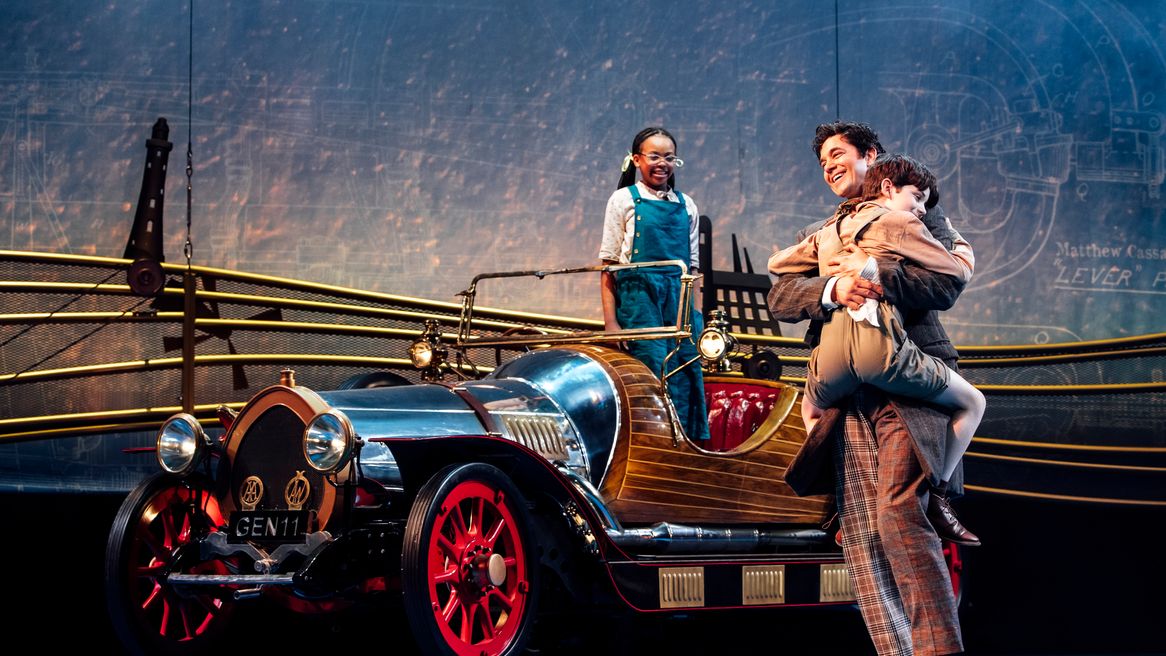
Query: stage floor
5 492 1162 654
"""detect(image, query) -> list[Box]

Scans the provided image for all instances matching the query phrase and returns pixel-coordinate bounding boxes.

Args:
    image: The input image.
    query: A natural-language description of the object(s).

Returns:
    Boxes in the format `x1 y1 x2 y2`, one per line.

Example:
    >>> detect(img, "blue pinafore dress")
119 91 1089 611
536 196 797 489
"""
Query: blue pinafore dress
616 185 710 441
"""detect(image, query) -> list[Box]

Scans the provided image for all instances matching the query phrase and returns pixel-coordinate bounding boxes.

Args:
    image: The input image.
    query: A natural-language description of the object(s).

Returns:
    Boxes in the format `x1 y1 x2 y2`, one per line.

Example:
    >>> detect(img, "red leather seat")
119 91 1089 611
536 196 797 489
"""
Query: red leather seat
706 390 731 451
705 382 782 451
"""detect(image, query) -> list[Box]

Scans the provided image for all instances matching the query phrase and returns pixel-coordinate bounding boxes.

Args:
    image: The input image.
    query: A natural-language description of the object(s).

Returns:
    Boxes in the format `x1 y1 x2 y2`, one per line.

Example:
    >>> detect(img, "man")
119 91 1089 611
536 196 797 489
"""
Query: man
767 121 970 656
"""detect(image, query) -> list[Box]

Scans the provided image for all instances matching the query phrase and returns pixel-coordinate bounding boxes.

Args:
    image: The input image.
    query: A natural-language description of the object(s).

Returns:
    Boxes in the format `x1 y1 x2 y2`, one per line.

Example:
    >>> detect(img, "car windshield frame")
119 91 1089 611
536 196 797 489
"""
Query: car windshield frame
453 260 698 349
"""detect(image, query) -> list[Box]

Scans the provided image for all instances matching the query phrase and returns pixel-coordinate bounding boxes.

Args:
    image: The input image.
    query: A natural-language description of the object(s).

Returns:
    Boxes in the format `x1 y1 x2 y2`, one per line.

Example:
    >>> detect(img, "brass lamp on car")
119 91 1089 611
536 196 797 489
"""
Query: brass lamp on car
697 309 737 371
410 319 448 381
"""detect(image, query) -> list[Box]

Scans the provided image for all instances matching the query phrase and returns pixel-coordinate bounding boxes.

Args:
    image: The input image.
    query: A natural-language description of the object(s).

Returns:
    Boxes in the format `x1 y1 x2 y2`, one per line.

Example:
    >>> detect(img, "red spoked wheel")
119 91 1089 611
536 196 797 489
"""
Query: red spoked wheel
105 473 236 655
943 540 964 604
402 463 539 656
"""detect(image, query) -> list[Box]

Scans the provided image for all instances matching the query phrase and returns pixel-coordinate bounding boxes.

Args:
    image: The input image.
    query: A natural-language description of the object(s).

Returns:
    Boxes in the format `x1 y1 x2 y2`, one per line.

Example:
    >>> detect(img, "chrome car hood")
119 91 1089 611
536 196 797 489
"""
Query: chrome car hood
489 348 619 485
315 347 622 488
319 384 484 439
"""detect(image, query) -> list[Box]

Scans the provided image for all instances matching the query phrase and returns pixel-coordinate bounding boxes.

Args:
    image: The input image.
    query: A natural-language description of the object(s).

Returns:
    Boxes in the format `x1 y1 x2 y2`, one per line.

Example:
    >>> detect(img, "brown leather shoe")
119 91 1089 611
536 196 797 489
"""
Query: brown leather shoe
927 490 981 546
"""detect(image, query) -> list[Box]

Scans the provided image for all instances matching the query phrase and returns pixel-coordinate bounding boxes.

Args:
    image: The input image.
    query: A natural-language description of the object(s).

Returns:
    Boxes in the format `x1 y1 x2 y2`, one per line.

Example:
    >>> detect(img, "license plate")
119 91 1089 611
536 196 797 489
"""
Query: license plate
228 510 308 543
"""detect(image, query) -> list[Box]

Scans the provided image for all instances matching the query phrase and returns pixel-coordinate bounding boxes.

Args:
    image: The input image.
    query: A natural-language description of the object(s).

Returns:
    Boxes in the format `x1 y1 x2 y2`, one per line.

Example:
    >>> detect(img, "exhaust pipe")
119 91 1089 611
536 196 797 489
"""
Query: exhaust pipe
608 522 828 553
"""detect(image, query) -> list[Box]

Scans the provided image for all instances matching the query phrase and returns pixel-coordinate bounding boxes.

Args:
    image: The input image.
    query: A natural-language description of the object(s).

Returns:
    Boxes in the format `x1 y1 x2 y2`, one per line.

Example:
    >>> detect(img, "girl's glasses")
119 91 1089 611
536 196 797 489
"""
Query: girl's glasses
638 153 684 168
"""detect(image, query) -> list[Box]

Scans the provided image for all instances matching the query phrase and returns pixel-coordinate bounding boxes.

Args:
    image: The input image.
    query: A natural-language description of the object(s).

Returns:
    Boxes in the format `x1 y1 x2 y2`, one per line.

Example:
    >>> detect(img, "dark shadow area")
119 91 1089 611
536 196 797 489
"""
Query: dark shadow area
955 494 1165 655
3 491 1162 654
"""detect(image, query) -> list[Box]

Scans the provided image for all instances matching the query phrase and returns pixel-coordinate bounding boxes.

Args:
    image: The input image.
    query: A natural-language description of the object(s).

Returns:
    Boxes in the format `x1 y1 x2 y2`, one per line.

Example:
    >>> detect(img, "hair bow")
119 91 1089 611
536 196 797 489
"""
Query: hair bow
620 152 633 172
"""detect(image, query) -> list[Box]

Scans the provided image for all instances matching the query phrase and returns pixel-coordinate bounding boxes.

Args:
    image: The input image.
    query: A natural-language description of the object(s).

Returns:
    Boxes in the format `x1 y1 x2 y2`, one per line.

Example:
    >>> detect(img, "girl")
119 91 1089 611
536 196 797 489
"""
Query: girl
598 127 710 442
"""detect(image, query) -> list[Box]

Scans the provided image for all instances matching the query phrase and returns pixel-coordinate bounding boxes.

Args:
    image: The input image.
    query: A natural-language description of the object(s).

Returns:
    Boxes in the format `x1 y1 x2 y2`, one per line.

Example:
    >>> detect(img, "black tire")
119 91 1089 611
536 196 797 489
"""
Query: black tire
105 473 236 656
402 463 540 656
742 349 782 381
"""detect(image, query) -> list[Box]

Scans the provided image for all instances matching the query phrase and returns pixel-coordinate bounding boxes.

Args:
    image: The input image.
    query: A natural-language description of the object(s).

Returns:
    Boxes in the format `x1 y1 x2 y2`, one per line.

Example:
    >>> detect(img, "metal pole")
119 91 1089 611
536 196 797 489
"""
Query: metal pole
182 269 196 413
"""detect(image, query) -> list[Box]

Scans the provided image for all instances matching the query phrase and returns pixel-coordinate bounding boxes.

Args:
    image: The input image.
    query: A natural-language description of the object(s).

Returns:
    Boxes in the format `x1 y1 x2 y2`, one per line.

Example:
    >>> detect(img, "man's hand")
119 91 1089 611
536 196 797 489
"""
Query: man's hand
832 274 883 310
824 243 871 277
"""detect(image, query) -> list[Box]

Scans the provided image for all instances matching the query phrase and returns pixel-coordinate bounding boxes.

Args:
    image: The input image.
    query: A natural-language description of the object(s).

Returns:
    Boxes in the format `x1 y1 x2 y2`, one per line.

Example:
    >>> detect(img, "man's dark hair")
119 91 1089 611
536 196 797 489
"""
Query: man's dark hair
861 153 940 209
811 121 886 160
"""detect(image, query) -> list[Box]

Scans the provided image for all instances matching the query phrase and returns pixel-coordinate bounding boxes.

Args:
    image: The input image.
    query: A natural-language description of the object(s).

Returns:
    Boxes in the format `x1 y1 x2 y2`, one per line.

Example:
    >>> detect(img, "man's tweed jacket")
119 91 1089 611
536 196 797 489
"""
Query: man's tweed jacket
768 204 967 497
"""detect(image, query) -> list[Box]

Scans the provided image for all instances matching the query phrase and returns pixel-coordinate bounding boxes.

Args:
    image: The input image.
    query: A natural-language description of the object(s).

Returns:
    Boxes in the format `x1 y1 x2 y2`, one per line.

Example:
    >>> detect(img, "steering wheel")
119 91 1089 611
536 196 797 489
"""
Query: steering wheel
494 326 549 367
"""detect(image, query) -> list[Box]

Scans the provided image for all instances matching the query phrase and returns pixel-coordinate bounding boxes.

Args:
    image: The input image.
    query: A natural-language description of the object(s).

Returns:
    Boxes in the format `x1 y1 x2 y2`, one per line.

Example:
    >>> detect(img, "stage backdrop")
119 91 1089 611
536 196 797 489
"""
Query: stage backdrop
1 0 1163 344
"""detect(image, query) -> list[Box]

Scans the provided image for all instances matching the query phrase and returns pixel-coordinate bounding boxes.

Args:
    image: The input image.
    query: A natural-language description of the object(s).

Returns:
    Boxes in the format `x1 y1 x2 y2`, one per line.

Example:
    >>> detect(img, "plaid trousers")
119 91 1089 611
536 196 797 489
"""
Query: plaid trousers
833 391 963 656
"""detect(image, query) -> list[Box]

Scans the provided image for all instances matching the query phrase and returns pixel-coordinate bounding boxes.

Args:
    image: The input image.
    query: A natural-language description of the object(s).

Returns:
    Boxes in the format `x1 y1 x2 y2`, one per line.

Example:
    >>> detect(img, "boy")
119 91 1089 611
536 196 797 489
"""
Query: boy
769 153 985 544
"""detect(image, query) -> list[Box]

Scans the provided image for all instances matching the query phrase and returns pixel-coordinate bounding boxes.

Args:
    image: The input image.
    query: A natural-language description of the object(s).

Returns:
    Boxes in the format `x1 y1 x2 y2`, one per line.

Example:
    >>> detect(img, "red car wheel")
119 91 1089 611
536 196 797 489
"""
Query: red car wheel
403 463 539 656
944 540 964 604
105 473 235 655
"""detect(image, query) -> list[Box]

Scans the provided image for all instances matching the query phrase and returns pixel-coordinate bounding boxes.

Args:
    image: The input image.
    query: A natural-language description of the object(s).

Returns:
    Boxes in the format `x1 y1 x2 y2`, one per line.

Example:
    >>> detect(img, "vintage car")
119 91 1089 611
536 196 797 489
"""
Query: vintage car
104 261 863 655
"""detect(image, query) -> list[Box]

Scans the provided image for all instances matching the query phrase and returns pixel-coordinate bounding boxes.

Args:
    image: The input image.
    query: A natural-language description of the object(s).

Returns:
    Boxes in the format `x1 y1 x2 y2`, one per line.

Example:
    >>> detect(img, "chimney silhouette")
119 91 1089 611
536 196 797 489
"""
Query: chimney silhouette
123 117 173 296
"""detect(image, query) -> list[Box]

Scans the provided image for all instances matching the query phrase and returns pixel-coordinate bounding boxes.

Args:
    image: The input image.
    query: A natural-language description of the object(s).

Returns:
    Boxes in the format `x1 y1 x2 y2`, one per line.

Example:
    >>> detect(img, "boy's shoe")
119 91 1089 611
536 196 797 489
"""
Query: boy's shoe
927 487 981 547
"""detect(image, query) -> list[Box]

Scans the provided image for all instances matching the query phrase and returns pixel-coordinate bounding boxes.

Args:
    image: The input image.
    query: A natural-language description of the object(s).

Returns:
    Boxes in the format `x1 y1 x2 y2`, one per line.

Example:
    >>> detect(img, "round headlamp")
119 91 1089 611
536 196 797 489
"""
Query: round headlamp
409 339 435 369
410 320 448 381
698 327 735 360
304 410 356 473
156 413 209 475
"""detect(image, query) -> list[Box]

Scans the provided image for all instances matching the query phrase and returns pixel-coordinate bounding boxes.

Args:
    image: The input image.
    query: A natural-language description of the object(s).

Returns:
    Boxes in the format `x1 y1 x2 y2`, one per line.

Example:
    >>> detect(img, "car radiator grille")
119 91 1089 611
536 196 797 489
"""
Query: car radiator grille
230 405 326 514
498 414 569 460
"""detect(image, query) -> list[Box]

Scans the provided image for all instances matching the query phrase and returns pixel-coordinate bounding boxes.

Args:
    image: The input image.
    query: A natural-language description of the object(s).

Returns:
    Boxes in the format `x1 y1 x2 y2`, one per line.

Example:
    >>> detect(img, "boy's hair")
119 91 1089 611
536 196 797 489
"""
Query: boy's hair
861 153 940 210
617 126 678 190
811 121 886 160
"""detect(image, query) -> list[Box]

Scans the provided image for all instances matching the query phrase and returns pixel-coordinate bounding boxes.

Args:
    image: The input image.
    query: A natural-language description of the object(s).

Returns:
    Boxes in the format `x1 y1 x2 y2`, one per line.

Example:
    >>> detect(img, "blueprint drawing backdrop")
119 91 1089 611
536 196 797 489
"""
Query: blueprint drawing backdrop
1 0 1164 345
